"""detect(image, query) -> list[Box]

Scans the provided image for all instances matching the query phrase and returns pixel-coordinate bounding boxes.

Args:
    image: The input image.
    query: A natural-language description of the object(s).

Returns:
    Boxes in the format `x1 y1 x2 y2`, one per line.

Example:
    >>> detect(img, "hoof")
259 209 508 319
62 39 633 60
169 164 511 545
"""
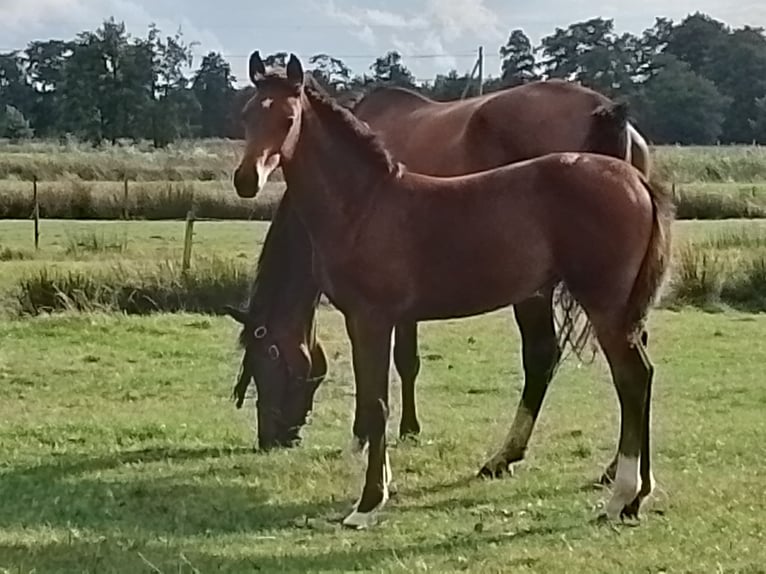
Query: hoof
398 429 421 442
342 507 381 530
621 497 641 521
478 456 514 479
398 421 421 440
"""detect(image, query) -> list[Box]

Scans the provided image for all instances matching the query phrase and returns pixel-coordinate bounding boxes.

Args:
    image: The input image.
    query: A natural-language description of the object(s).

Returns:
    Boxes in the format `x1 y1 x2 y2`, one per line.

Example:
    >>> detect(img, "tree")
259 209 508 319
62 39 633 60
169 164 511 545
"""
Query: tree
0 52 33 117
424 70 471 101
705 26 766 142
370 51 415 88
264 53 288 68
192 52 236 137
539 18 639 96
309 53 352 95
664 13 729 77
636 54 731 144
751 95 766 142
25 40 73 136
146 24 199 147
499 29 538 86
0 105 34 140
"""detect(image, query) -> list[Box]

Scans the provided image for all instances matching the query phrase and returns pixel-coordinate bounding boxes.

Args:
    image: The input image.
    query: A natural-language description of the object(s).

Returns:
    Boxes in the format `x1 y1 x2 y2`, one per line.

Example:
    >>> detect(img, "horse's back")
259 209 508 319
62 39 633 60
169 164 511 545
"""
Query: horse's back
355 80 628 177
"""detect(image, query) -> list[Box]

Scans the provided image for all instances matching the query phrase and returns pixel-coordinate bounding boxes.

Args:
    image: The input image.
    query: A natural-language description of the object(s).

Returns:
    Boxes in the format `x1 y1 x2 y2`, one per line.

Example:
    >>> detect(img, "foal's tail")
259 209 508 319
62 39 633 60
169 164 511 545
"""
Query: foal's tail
624 176 675 340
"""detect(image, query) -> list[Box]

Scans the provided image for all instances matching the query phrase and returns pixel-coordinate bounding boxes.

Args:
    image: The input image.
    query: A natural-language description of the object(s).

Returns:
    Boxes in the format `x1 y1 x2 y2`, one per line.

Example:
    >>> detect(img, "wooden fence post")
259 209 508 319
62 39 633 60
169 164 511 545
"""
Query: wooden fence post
33 176 40 249
182 209 195 273
122 177 130 220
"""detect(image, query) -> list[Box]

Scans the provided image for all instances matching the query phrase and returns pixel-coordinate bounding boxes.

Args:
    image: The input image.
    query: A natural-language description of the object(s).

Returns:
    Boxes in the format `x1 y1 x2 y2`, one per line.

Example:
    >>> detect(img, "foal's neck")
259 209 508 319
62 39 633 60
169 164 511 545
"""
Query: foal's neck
281 89 398 240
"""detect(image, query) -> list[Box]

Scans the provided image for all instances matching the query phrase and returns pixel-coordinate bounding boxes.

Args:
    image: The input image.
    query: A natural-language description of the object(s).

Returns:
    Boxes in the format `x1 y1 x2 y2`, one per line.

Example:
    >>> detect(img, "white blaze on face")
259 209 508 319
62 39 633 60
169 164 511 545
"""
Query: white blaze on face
255 152 281 193
261 98 273 109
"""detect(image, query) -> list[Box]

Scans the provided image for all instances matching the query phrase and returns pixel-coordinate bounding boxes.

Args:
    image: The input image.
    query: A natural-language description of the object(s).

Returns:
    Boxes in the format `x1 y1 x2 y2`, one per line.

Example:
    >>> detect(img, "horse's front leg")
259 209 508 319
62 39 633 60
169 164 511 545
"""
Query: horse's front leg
342 312 394 529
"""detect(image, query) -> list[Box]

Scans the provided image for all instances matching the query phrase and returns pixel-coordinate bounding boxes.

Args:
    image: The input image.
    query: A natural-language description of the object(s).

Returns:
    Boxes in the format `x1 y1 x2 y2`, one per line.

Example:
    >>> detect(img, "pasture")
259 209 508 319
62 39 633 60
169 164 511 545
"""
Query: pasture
0 217 765 572
1 142 766 572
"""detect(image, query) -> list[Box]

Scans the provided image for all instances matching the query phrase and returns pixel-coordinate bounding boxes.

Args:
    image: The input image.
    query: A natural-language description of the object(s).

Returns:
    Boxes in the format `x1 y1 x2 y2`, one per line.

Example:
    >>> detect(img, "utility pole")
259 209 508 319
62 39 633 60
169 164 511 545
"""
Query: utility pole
477 45 484 96
461 56 480 100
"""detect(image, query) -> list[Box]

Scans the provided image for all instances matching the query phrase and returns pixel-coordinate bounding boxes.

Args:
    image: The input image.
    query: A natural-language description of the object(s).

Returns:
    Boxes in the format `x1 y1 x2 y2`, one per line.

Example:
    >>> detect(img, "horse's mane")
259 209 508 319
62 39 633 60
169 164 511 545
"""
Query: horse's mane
302 75 397 175
243 191 302 324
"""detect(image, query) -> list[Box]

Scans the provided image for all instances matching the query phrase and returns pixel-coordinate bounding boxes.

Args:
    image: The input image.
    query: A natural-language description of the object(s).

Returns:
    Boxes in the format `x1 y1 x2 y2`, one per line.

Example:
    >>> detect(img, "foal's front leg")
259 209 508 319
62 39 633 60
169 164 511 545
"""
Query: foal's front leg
343 313 394 529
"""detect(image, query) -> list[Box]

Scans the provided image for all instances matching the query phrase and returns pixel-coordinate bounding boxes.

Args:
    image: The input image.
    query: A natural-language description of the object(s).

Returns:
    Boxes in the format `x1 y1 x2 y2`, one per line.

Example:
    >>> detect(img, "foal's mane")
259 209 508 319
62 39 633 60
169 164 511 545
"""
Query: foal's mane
301 75 398 175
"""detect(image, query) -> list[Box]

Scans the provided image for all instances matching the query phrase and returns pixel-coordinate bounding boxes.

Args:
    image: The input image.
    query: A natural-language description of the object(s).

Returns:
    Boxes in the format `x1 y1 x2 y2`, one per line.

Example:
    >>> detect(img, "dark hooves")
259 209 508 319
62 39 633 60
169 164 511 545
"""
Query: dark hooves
477 463 512 479
620 497 642 522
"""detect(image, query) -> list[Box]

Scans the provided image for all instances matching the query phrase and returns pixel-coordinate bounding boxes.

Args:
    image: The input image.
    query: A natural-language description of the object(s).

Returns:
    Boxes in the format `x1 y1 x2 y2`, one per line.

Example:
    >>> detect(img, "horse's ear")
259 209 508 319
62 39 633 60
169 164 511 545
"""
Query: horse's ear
286 53 304 88
223 304 250 325
249 51 266 85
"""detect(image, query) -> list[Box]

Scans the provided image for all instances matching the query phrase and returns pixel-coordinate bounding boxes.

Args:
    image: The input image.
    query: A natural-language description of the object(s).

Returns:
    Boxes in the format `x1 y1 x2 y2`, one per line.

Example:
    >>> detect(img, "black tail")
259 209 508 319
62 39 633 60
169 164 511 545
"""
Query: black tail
588 100 630 161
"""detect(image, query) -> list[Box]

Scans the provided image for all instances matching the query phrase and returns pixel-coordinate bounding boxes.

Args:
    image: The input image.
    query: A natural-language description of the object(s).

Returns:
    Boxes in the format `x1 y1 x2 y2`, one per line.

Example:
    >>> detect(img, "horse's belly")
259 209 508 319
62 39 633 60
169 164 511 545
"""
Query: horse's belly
403 260 553 321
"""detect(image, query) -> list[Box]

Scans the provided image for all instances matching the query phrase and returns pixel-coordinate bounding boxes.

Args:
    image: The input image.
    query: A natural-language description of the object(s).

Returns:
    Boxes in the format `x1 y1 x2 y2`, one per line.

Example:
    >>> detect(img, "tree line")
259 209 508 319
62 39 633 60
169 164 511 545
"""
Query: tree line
1 12 765 146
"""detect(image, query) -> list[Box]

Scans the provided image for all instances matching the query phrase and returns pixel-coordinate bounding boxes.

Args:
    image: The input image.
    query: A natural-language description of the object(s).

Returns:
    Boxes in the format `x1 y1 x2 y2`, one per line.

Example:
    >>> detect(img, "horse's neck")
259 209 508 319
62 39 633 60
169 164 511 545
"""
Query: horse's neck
247 214 320 333
282 99 385 241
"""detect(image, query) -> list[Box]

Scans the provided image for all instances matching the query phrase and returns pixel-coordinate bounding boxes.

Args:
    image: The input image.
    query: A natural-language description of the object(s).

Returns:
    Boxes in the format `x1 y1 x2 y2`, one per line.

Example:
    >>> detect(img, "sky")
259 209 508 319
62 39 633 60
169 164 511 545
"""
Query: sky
2 0 766 84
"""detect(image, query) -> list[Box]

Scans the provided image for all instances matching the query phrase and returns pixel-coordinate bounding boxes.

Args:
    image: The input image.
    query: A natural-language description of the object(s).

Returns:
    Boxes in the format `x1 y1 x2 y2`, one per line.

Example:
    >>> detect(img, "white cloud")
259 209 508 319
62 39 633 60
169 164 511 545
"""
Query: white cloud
424 0 504 42
0 0 223 60
392 31 458 78
316 0 430 47
0 0 90 31
353 25 377 47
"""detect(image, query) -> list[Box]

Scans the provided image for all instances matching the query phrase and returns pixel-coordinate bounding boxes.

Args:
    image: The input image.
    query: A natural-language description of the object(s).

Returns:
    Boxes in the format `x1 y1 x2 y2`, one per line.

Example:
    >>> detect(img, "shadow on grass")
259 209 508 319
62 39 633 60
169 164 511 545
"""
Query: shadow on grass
0 445 347 537
0 524 578 573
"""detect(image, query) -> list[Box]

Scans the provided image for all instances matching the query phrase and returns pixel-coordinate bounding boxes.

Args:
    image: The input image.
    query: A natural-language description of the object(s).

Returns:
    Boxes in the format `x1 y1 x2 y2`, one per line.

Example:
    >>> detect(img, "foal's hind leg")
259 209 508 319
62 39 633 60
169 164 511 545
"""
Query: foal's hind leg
479 290 561 478
599 328 649 485
597 328 655 521
394 322 422 439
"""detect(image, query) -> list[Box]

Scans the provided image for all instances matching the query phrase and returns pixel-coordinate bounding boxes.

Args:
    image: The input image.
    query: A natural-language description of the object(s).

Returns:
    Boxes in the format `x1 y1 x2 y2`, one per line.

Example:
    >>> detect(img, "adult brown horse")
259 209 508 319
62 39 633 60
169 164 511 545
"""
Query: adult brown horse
233 53 673 528
226 59 652 481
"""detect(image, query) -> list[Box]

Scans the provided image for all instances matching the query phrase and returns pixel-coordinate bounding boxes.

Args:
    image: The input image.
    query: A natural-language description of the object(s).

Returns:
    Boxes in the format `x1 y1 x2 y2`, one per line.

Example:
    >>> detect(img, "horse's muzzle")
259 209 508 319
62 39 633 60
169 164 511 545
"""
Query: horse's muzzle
233 166 258 198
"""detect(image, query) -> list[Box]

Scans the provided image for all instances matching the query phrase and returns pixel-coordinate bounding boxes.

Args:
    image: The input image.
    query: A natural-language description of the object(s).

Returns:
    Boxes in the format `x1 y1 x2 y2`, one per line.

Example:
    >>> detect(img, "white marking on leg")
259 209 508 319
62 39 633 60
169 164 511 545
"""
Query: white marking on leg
343 450 391 530
605 454 640 520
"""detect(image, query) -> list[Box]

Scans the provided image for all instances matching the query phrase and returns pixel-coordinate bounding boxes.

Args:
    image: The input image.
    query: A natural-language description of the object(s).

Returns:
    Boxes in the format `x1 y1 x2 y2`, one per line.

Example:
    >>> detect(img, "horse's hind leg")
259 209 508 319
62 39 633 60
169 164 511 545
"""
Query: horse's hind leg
596 325 655 521
394 322 422 439
599 328 649 485
479 290 561 478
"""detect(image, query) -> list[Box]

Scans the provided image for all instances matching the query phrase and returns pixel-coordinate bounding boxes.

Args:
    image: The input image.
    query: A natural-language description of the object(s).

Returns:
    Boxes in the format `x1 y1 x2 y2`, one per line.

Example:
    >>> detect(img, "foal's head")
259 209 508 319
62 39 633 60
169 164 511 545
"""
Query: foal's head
233 52 305 198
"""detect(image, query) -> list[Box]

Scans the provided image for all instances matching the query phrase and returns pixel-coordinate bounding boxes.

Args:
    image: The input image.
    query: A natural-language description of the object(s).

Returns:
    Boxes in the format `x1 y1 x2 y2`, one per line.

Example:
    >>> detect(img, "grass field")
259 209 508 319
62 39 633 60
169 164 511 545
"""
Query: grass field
3 142 766 220
1 307 765 572
2 140 766 183
5 218 766 312
1 214 766 571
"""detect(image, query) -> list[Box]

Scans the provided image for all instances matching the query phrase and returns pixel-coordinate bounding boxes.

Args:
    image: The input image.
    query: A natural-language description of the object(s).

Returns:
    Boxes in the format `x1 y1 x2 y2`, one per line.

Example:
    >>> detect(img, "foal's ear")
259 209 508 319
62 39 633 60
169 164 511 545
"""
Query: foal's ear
249 51 266 85
286 53 304 88
223 304 250 325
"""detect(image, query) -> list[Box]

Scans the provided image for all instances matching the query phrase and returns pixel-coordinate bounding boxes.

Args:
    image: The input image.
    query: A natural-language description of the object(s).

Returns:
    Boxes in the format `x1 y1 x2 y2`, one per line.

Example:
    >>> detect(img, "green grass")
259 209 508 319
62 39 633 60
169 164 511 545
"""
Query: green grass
1 140 765 183
7 219 766 314
0 138 247 181
0 179 283 220
653 144 766 183
0 308 764 572
2 143 766 221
